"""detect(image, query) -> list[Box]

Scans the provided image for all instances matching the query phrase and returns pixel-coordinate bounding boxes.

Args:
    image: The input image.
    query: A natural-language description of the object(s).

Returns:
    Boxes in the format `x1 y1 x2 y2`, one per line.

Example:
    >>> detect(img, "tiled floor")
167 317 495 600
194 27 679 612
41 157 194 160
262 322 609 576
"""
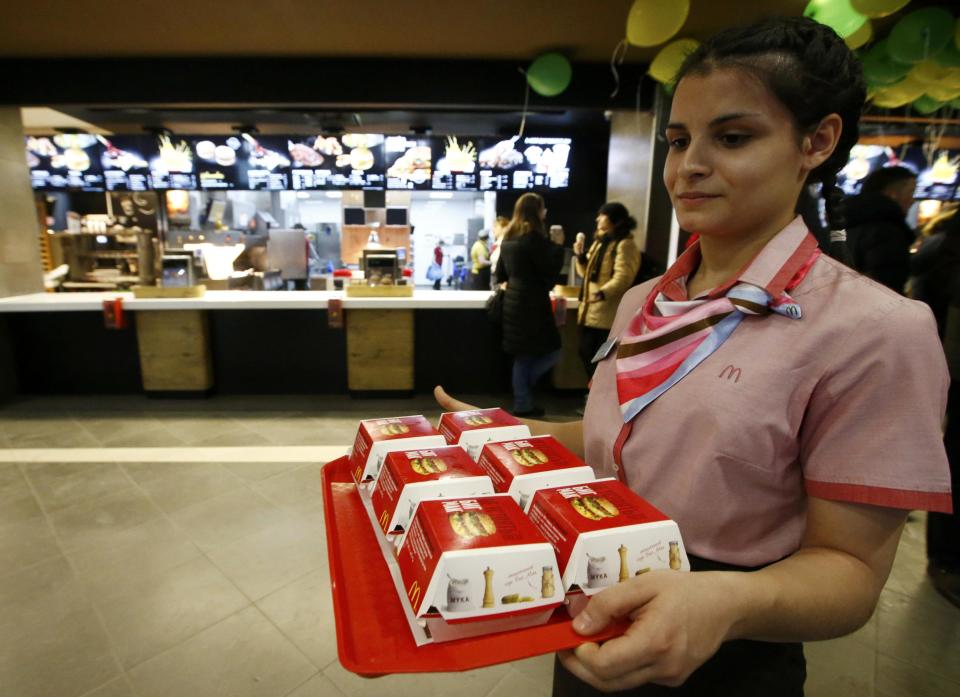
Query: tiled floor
1 394 958 697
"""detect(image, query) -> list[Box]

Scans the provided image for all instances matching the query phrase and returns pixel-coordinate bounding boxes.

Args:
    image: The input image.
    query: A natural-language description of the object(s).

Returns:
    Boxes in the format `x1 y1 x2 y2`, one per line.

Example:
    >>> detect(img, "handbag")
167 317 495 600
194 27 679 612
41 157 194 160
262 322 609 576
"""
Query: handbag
426 262 443 281
485 287 504 323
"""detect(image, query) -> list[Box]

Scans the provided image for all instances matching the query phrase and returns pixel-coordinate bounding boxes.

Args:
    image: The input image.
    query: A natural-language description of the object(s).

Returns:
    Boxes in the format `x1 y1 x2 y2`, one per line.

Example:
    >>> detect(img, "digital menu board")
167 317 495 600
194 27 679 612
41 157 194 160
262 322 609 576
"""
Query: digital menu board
432 136 480 191
288 133 385 190
384 135 433 190
149 134 197 190
190 135 250 190
475 136 571 191
837 144 959 201
26 134 104 191
244 135 292 191
99 136 152 191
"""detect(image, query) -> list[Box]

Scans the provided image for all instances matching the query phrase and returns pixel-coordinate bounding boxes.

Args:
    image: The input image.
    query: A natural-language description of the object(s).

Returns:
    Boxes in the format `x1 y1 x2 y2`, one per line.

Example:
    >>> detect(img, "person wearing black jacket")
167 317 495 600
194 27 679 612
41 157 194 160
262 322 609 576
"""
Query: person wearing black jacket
496 193 564 417
845 165 917 293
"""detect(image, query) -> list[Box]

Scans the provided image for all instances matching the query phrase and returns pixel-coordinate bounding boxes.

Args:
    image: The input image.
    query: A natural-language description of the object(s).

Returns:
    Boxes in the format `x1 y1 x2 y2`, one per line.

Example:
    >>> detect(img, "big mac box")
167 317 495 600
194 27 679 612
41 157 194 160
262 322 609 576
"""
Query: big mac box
395 494 564 643
370 446 495 537
526 479 690 617
476 435 596 512
349 415 446 486
437 408 531 460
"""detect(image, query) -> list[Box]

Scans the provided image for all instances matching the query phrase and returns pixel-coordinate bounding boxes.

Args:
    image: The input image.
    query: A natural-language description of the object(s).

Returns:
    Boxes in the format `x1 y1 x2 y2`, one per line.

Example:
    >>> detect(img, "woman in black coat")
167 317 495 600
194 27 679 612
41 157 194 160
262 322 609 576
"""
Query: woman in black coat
495 193 564 416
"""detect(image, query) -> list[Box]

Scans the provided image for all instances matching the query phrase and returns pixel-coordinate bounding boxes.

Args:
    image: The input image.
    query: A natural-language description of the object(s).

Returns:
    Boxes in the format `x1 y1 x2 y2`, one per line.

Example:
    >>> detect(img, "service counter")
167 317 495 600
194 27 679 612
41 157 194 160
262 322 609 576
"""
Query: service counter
0 290 587 397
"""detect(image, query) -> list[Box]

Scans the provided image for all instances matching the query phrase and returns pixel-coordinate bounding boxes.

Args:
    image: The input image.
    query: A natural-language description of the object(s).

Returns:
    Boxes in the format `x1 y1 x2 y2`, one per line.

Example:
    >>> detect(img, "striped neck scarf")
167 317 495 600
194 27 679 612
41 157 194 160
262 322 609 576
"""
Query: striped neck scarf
615 223 820 424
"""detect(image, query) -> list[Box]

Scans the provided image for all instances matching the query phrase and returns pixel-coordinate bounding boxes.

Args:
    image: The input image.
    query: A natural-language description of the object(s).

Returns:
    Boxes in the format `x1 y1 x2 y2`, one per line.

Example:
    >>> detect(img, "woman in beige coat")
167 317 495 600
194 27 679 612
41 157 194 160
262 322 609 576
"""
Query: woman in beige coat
573 202 641 377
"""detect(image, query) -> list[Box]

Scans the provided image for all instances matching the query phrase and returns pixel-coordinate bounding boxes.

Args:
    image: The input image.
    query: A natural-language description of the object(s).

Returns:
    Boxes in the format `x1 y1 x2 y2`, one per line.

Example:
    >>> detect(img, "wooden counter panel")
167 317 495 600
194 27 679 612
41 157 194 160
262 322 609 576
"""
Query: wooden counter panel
346 309 414 391
136 311 213 392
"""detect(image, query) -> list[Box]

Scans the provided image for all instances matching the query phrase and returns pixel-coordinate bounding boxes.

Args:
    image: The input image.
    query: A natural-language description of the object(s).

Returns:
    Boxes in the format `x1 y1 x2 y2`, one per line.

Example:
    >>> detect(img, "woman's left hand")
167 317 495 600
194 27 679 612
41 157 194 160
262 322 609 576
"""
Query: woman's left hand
559 570 741 692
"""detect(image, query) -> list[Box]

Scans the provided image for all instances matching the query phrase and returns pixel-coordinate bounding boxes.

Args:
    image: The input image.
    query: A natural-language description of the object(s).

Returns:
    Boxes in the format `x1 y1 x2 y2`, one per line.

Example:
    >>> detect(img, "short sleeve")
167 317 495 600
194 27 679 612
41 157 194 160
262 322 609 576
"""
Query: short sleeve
800 299 952 512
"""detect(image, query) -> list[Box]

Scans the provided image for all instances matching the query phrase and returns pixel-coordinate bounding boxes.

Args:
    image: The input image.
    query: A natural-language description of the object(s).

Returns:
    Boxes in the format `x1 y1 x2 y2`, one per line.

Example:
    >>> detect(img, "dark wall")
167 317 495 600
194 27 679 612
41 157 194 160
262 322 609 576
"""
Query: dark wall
0 316 18 403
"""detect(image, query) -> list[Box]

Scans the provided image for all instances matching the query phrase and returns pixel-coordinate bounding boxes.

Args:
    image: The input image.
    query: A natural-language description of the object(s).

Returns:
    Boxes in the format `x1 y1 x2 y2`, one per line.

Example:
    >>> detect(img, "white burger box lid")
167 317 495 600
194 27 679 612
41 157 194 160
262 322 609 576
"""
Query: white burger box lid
348 415 447 486
438 408 531 460
526 479 690 617
394 495 564 643
476 435 596 512
370 445 495 538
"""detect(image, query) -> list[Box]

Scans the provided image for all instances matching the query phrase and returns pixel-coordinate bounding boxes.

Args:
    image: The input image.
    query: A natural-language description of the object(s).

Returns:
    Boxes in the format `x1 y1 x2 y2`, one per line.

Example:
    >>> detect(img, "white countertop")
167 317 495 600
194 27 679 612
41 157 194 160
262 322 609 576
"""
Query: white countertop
0 289 580 312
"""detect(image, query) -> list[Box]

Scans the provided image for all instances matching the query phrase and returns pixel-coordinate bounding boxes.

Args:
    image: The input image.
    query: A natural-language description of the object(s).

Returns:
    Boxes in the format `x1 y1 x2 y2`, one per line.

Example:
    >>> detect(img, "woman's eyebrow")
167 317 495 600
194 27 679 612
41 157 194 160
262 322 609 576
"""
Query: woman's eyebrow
665 113 762 130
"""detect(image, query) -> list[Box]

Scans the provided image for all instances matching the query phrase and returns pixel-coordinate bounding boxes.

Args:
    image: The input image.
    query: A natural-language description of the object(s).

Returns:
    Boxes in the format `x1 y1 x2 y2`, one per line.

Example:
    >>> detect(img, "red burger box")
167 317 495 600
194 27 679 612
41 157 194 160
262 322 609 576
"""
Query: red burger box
526 479 690 617
395 495 564 643
476 435 596 512
349 415 447 485
437 408 531 460
370 446 495 537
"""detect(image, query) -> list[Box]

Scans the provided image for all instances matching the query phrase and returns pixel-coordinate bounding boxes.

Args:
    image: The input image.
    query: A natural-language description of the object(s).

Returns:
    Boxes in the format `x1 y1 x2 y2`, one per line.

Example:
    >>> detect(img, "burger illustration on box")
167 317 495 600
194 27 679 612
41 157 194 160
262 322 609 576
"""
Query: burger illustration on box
526 479 690 617
477 435 596 512
395 495 563 642
437 408 531 460
349 415 446 485
370 445 495 537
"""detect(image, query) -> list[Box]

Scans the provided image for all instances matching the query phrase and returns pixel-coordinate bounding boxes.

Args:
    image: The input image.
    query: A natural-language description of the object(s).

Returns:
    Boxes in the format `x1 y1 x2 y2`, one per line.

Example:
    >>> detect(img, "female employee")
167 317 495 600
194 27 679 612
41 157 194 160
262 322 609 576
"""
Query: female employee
573 202 642 378
436 16 951 695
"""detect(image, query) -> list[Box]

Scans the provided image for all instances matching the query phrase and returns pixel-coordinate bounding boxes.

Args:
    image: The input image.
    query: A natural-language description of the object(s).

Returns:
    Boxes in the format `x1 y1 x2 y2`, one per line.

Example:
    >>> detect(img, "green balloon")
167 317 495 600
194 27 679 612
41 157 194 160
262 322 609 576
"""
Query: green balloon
934 41 960 69
861 39 912 85
951 97 960 109
526 53 573 97
887 8 954 64
912 95 945 114
803 0 866 39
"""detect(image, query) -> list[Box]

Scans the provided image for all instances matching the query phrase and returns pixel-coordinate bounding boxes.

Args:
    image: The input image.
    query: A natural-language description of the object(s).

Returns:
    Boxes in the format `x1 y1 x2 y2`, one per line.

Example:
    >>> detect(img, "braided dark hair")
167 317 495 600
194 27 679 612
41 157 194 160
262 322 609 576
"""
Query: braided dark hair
675 16 866 264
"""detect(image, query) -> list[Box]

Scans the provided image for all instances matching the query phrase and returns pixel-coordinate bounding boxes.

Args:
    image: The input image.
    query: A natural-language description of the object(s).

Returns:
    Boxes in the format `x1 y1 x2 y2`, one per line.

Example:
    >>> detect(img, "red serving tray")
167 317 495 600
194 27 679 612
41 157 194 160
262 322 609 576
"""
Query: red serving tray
322 455 627 675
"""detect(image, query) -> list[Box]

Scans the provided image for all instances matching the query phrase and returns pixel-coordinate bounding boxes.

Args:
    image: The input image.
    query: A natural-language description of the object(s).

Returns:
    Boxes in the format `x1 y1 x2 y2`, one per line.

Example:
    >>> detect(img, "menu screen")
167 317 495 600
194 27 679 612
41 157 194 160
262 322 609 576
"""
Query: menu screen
475 136 572 190
26 135 104 191
191 136 252 190
432 136 480 191
242 135 291 190
384 136 433 190
904 149 959 202
149 134 197 190
100 136 152 191
288 133 385 190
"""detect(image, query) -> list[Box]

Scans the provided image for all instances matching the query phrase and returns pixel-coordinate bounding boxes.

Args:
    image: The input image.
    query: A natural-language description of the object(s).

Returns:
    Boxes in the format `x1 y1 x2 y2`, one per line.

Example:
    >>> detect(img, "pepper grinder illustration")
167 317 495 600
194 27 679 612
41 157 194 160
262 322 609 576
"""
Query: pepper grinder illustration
541 566 555 598
482 567 495 608
669 541 682 570
618 544 629 582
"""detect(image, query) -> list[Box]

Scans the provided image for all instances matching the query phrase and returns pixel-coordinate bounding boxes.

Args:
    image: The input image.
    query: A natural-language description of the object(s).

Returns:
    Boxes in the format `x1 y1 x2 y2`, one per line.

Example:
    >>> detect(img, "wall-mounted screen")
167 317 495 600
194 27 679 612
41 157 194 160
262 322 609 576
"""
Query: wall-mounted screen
384 135 433 190
243 135 292 191
837 144 959 201
432 135 481 191
385 207 408 225
343 207 365 225
99 135 152 191
26 134 104 191
288 133 385 190
149 134 197 190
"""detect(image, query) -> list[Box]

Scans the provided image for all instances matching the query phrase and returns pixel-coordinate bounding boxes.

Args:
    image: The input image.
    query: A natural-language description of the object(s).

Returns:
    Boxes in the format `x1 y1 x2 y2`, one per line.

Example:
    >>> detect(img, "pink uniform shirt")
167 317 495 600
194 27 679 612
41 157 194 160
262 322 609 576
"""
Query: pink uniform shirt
583 218 952 567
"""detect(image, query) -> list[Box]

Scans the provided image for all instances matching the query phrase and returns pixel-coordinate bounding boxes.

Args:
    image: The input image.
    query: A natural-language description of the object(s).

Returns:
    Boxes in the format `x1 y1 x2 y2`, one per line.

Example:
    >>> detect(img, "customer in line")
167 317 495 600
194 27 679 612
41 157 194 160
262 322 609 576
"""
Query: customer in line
437 16 950 695
469 230 492 290
573 202 642 378
845 165 917 293
496 193 564 417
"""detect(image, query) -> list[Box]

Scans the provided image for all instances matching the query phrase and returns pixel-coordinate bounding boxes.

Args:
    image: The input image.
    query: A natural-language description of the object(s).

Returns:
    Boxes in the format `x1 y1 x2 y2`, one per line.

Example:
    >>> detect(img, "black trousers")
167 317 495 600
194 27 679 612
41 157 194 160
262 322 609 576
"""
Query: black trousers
552 556 806 697
928 379 960 567
470 268 491 291
579 326 610 380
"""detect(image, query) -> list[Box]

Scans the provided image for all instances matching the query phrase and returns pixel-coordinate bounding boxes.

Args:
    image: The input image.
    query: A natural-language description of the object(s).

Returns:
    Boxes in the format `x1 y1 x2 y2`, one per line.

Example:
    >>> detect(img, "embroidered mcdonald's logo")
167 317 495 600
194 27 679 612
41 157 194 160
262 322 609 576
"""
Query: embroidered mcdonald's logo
408 581 421 607
718 365 742 383
379 510 390 531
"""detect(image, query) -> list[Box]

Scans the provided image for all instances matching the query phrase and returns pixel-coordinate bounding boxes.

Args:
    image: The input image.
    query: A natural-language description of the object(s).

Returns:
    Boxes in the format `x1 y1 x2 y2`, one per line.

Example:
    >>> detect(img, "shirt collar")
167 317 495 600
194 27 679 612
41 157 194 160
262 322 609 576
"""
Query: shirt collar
659 216 818 302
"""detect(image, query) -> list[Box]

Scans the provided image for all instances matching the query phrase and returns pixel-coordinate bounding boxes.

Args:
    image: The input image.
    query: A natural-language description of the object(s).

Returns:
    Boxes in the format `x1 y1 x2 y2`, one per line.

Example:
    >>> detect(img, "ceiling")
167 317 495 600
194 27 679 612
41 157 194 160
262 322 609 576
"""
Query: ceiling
5 0 807 62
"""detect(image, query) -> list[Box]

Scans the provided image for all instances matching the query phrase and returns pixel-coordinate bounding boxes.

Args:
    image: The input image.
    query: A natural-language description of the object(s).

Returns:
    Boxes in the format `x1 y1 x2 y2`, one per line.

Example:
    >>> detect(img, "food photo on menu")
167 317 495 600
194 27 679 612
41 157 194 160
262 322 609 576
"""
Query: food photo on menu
26 133 104 191
433 136 479 190
287 133 384 189
240 134 291 190
149 134 196 189
98 135 151 191
191 135 251 190
385 135 433 190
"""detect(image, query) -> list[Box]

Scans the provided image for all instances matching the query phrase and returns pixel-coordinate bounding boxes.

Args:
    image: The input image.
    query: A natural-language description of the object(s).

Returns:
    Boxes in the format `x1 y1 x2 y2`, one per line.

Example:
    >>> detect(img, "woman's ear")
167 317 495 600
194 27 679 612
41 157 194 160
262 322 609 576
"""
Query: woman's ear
801 113 843 174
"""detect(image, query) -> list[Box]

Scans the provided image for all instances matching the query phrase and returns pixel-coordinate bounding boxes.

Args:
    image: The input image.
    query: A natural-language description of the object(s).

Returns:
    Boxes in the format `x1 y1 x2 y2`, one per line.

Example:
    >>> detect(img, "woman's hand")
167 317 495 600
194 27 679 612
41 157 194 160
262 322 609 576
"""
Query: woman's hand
559 570 742 692
572 234 585 256
433 385 479 412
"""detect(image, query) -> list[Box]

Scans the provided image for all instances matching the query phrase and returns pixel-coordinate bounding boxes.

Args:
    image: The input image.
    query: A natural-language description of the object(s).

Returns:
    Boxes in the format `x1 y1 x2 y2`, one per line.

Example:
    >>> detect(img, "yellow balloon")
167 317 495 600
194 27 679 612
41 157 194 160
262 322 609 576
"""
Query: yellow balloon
626 0 690 47
910 60 950 85
850 0 910 19
891 75 929 101
845 19 873 49
648 39 701 84
872 88 912 108
925 85 960 101
943 69 960 89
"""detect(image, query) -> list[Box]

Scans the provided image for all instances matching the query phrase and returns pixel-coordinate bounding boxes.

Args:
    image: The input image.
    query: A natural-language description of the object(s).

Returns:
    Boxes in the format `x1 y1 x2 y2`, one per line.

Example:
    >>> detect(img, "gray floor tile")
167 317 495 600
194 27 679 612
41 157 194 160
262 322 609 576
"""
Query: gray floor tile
0 464 44 524
0 555 82 619
50 486 164 552
255 570 335 670
191 428 275 448
3 417 101 449
78 675 138 697
127 606 316 697
876 653 960 697
250 463 325 509
168 487 292 553
804 632 875 697
487 666 552 697
323 659 510 697
221 460 304 482
94 556 250 669
23 462 134 512
283 672 347 697
0 516 62 573
877 587 960 683
123 461 247 514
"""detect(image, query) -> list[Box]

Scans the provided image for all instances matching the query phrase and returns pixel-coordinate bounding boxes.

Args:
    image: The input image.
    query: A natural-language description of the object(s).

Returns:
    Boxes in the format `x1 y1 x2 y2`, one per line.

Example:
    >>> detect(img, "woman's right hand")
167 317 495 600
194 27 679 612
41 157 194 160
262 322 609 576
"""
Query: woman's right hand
433 385 479 412
573 234 585 256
